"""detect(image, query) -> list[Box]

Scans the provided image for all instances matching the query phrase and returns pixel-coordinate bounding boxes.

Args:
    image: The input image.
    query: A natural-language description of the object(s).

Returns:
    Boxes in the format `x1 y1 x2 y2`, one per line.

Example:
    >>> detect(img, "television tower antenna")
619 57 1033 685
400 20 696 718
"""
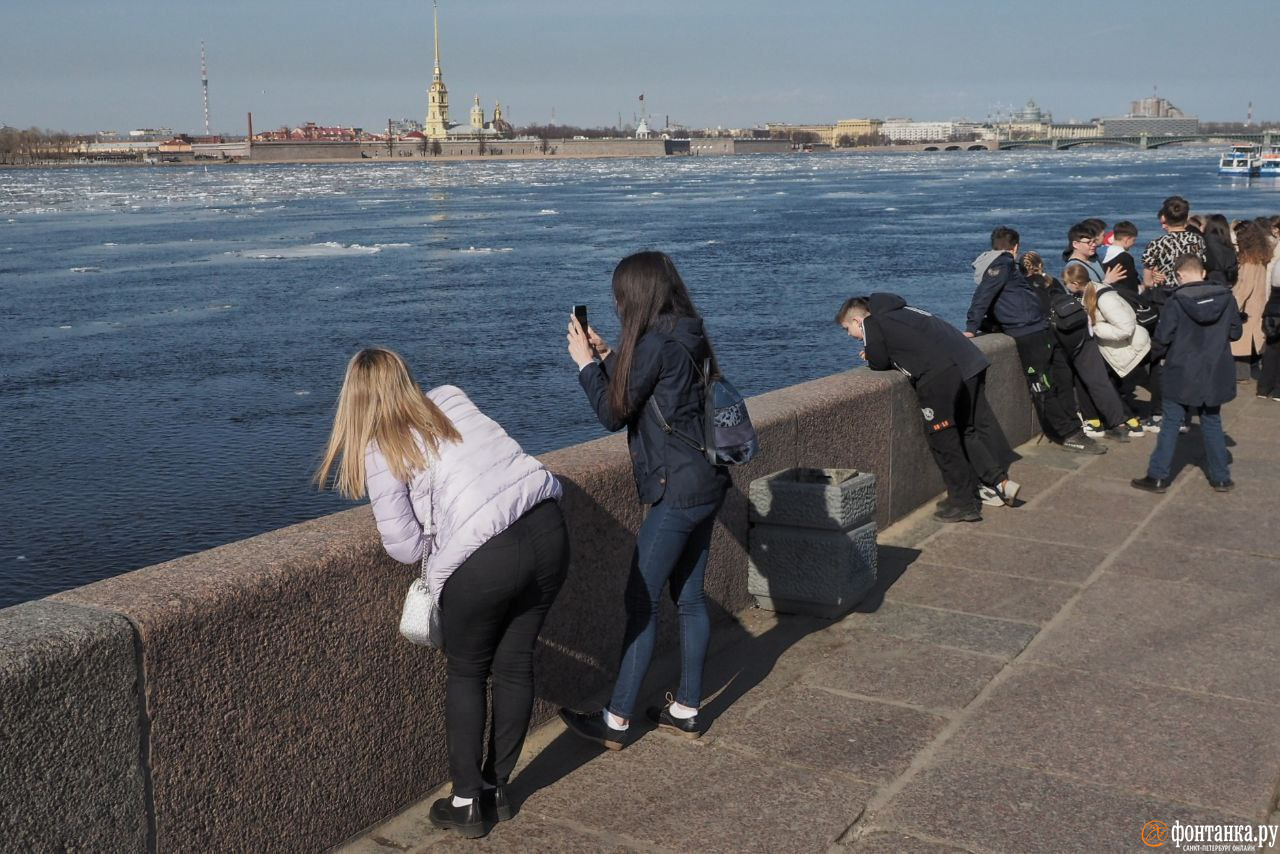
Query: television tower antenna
1246 101 1253 127
201 42 211 136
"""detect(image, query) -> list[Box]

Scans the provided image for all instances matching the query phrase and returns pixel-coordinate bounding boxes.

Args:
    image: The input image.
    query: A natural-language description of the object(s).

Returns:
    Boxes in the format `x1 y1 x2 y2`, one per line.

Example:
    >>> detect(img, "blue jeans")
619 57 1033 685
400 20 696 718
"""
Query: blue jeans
607 494 724 720
1146 399 1230 484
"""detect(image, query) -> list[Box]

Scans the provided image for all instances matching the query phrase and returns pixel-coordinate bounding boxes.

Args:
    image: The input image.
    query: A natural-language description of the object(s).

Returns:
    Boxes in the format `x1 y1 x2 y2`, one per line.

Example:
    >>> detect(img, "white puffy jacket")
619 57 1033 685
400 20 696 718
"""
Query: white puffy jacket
364 385 561 603
1091 288 1151 378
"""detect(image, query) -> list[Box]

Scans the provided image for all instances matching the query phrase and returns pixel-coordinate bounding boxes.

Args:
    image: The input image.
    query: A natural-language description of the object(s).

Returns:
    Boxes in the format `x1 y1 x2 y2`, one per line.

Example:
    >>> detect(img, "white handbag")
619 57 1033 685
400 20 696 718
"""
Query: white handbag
398 458 444 648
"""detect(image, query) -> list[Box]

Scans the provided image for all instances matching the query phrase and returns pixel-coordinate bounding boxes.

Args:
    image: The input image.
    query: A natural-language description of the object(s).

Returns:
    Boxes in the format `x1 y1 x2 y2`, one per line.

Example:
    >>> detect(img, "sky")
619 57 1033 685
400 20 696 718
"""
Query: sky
3 0 1277 135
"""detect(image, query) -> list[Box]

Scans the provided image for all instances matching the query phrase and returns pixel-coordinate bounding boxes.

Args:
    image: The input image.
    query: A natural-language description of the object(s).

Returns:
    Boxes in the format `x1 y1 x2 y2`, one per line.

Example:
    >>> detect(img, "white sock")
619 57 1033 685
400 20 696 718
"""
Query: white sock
451 795 474 807
668 701 698 719
603 709 629 730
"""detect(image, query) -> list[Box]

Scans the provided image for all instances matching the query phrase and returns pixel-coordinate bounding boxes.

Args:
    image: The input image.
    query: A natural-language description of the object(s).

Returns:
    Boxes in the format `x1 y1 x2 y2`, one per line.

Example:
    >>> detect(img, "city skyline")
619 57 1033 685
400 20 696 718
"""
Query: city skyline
3 0 1277 135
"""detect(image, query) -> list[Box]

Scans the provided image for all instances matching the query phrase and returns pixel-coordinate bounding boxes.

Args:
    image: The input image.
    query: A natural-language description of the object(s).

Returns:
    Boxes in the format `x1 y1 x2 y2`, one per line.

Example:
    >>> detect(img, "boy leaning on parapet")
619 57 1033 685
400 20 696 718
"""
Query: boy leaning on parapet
1131 254 1242 495
837 293 1022 523
966 227 1105 456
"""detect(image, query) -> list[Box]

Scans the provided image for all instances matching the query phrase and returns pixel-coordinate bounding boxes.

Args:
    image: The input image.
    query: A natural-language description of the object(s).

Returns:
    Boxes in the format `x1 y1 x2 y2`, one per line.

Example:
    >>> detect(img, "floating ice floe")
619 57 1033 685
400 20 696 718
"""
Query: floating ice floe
539 209 558 215
238 241 406 260
69 266 100 273
456 246 514 253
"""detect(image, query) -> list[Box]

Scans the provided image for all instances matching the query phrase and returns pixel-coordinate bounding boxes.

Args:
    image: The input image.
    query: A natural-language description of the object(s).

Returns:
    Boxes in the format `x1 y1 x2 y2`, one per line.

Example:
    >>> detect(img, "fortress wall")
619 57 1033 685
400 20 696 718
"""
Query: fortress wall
4 335 1035 851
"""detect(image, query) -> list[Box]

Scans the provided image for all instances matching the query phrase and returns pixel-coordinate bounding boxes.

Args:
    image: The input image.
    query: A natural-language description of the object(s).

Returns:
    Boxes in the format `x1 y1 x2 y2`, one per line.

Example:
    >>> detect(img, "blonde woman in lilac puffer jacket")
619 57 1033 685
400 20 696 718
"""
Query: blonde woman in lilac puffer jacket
317 348 565 840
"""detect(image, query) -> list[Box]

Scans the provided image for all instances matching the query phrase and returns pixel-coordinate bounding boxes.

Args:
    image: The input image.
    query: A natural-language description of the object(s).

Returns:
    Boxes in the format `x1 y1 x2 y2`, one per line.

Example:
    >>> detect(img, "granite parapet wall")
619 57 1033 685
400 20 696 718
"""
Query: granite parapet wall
5 335 1033 851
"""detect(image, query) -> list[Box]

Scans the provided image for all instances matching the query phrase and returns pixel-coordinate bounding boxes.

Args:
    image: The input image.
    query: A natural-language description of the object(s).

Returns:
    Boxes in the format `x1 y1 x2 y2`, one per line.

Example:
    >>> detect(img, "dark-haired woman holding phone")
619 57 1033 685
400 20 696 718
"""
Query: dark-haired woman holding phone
560 250 730 748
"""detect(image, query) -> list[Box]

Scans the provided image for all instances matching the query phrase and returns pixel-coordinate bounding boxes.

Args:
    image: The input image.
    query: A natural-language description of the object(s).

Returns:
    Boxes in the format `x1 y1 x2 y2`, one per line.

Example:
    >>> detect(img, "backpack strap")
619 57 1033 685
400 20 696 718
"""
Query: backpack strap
646 336 713 458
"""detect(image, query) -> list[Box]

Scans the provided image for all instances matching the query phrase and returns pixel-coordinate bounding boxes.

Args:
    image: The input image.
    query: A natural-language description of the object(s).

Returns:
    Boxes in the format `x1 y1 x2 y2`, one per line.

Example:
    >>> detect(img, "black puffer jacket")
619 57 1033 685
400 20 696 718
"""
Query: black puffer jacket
579 315 730 507
863 293 990 381
1155 282 1243 407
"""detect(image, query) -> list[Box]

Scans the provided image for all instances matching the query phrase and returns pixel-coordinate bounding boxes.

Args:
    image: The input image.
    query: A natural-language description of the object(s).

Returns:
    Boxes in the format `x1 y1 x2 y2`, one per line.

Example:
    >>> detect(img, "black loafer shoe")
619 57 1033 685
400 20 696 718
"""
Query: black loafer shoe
480 785 513 822
1130 476 1169 494
645 702 703 739
559 708 628 750
1210 479 1235 493
429 797 485 839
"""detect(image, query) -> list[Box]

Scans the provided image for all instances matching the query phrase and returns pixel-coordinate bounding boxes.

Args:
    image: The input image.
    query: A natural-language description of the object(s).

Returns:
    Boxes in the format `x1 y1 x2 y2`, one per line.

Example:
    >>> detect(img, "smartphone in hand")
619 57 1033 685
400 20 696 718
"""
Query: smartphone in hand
573 304 589 335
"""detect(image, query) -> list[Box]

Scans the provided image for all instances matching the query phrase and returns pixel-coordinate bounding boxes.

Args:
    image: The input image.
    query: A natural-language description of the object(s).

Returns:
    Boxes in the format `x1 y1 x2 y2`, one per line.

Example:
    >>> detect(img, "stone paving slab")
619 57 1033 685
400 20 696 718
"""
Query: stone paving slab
962 505 1133 550
884 563 1079 624
799 629 1005 712
943 664 1280 816
1026 573 1280 704
868 757 1246 854
1142 499 1279 553
710 683 947 784
920 529 1106 585
1022 471 1165 522
1107 534 1280 592
841 601 1039 660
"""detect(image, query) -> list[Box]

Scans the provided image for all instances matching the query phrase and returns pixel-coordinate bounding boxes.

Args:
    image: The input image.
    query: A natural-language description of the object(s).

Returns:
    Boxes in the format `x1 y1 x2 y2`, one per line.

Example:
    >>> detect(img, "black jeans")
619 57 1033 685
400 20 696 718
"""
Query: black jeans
916 367 979 507
1014 329 1080 441
440 500 569 798
1068 339 1130 428
959 372 1019 486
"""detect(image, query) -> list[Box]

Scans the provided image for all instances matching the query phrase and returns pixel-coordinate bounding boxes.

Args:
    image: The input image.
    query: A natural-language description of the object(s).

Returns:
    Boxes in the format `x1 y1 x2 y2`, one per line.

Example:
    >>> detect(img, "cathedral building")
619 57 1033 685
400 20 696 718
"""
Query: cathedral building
423 4 513 141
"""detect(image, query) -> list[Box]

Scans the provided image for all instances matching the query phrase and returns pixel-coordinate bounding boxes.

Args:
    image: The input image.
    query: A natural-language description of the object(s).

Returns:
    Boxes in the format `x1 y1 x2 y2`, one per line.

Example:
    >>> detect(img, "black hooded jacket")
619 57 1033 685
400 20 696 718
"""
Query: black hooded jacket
1154 282 1243 407
579 315 730 507
863 293 990 382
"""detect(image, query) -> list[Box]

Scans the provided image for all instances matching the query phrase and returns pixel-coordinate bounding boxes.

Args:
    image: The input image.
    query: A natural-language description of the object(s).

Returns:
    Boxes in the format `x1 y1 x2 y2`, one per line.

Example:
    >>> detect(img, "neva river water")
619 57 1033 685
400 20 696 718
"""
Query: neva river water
2 149 1277 606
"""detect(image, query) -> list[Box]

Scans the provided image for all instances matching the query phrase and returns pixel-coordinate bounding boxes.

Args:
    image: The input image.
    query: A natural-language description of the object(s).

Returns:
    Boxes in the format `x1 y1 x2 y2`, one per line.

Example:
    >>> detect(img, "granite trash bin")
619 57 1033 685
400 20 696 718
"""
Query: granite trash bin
746 467 878 619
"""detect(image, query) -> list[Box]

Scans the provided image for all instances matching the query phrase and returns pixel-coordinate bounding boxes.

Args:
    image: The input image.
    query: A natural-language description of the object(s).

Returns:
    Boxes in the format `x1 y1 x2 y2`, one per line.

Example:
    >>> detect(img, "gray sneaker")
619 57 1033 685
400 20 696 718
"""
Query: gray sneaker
1060 431 1108 455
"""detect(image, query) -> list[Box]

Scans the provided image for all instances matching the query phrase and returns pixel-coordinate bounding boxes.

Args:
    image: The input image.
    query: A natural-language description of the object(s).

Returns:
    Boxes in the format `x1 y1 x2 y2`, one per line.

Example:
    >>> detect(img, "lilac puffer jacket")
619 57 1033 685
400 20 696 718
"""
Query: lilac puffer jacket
364 385 561 604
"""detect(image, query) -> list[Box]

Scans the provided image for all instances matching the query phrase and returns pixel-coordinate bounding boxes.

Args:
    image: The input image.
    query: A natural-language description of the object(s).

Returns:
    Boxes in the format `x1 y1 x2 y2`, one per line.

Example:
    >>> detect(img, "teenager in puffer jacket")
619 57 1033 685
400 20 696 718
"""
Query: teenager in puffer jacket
316 348 565 840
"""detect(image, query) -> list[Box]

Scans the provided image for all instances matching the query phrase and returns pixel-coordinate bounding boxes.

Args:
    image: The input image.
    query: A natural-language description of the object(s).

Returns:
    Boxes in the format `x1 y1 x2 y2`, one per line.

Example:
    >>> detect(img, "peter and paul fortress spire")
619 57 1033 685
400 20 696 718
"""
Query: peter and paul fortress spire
424 1 450 139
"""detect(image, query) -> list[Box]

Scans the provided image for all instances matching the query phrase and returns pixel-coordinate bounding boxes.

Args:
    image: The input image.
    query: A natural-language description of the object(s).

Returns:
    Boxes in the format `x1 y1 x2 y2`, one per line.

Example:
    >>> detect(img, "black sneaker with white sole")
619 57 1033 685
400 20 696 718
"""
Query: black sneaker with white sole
1060 431 1108 454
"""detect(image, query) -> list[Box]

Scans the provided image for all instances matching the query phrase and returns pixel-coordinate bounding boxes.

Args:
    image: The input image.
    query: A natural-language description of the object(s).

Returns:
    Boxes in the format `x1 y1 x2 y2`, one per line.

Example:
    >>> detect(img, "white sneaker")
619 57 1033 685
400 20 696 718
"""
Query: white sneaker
978 485 1004 507
996 479 1021 507
1082 422 1106 438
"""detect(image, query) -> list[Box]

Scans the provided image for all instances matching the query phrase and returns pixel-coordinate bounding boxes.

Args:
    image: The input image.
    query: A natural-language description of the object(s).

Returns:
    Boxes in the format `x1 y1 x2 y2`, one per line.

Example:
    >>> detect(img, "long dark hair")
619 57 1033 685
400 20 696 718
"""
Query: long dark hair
1203 213 1233 247
607 251 714 421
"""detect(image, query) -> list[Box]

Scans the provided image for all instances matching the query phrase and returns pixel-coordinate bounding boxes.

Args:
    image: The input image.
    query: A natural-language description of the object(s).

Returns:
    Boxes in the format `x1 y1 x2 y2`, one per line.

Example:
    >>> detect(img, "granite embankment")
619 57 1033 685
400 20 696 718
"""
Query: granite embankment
1 335 1038 852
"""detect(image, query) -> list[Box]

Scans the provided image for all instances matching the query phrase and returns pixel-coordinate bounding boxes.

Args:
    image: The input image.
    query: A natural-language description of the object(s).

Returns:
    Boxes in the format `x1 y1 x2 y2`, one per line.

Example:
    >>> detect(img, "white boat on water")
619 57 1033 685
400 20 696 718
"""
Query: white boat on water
1218 143 1261 176
1259 145 1280 177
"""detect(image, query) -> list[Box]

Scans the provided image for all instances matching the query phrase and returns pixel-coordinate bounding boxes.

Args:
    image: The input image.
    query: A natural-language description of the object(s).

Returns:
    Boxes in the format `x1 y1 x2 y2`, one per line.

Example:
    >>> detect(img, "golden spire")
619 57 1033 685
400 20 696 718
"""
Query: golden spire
432 1 442 81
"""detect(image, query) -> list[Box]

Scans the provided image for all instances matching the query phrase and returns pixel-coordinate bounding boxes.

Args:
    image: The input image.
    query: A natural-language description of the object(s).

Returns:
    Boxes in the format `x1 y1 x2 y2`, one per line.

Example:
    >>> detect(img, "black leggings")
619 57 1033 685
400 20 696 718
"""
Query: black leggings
439 500 569 798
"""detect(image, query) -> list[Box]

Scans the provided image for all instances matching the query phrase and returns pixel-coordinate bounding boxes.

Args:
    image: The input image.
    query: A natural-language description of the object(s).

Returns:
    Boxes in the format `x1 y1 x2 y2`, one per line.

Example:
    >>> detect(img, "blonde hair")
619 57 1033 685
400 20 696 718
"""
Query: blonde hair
314 348 461 499
1060 265 1099 323
1019 251 1045 279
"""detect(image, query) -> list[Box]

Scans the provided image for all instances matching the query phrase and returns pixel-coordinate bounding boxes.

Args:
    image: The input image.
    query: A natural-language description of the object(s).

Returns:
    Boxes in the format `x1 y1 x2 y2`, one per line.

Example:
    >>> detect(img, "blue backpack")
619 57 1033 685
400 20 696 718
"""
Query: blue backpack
648 346 759 466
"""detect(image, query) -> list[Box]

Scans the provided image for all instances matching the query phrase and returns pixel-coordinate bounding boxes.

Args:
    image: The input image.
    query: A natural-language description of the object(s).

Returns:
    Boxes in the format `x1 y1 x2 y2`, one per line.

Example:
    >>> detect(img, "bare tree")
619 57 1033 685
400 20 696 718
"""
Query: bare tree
430 138 442 156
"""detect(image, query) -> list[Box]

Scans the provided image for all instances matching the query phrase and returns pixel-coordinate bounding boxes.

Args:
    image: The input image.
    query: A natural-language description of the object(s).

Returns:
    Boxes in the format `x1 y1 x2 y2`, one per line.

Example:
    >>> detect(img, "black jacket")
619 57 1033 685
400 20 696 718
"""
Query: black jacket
967 251 1050 337
864 293 990 381
1101 251 1141 296
1154 282 1242 407
1203 233 1239 285
579 315 729 507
